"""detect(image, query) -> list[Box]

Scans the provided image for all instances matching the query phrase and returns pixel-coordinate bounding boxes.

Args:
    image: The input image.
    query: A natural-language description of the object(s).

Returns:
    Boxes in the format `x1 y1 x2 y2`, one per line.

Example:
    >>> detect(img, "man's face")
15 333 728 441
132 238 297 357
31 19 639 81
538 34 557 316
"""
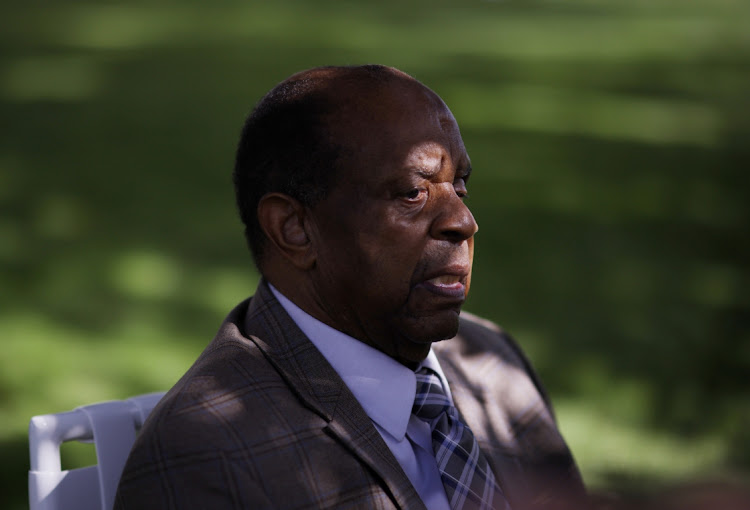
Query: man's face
306 78 478 366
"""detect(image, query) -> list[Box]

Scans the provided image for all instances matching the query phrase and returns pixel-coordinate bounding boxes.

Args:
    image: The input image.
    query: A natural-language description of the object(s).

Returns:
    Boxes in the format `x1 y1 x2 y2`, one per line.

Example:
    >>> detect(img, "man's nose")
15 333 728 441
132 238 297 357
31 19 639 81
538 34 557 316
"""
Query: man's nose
430 189 478 243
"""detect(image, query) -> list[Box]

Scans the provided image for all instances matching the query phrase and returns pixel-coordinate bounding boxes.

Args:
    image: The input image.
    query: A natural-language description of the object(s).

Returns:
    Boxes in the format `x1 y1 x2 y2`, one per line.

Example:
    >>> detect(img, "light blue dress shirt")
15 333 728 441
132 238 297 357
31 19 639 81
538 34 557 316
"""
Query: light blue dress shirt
269 284 452 510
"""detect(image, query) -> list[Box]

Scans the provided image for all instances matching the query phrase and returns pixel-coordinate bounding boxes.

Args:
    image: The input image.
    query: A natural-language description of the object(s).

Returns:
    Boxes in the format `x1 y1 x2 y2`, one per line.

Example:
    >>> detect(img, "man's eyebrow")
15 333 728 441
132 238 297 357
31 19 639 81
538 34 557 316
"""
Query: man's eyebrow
415 167 438 179
402 163 439 179
408 164 472 180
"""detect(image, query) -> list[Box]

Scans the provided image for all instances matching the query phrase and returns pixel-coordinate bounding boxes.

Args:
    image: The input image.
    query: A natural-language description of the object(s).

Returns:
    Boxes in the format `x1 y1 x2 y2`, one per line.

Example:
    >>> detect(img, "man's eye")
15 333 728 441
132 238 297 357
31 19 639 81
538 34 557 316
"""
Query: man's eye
405 188 426 201
455 179 468 199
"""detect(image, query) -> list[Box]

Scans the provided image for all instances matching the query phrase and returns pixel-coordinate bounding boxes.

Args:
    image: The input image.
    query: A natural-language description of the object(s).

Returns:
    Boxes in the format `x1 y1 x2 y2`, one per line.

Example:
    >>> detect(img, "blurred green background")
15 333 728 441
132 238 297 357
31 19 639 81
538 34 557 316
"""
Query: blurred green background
2 0 749 508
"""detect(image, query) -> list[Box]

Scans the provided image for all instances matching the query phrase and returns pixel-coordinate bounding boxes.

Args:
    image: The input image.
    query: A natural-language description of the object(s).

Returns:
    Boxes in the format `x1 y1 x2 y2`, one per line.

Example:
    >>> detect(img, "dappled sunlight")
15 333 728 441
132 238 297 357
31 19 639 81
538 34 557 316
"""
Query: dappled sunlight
109 251 182 301
390 5 750 61
557 399 728 487
1 1 748 508
566 358 655 425
0 154 19 202
686 264 742 308
0 218 22 264
450 83 722 147
189 267 259 316
2 56 103 102
1 311 198 434
108 250 258 314
2 2 746 59
32 194 89 240
62 5 196 50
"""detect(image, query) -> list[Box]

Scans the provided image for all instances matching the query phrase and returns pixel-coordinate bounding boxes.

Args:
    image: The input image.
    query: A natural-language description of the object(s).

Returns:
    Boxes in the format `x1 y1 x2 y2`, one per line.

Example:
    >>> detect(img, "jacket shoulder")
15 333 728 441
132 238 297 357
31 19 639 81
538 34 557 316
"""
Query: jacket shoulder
451 311 554 409
116 294 403 510
438 312 587 506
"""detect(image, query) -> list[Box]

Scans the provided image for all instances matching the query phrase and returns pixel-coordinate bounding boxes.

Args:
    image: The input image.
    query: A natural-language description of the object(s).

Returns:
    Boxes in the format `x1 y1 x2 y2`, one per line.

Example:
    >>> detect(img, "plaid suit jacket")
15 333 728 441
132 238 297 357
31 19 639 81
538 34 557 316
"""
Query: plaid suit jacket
115 280 584 509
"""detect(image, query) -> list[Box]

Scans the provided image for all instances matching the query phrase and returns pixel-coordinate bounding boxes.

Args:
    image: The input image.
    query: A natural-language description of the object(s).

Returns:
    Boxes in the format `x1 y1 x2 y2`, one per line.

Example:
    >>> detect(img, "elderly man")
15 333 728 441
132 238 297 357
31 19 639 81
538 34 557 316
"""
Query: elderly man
115 65 585 510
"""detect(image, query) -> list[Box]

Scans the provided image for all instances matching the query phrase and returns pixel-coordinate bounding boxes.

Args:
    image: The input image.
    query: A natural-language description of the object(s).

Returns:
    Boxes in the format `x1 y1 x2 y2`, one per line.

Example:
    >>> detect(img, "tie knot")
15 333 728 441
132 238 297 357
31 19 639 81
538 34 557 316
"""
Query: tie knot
412 367 451 421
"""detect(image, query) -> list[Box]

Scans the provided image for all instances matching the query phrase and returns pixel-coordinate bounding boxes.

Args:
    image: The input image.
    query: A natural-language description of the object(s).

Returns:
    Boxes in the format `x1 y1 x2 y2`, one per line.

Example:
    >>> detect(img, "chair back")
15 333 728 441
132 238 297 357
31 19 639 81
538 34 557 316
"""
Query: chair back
29 392 166 510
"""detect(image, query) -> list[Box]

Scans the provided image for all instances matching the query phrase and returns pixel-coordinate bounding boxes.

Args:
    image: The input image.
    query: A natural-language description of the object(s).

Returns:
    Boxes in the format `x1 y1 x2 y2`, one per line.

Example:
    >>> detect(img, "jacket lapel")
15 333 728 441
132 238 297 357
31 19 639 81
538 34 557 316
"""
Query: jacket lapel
241 280 426 510
435 339 536 504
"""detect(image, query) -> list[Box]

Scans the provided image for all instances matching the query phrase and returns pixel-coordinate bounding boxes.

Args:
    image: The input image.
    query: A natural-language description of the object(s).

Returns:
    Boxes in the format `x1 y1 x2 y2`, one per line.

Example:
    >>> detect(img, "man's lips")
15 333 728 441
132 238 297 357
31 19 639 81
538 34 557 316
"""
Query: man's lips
417 267 469 299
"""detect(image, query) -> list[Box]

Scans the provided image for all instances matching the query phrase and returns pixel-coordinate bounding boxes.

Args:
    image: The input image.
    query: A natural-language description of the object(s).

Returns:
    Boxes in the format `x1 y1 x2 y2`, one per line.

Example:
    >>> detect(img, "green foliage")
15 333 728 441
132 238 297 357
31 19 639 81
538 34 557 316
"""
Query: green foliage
1 1 748 508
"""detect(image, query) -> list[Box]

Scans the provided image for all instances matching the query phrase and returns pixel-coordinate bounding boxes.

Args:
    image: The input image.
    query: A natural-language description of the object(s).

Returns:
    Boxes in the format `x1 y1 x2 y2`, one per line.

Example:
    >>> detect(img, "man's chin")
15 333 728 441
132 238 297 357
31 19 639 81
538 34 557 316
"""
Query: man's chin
404 308 461 344
389 313 460 367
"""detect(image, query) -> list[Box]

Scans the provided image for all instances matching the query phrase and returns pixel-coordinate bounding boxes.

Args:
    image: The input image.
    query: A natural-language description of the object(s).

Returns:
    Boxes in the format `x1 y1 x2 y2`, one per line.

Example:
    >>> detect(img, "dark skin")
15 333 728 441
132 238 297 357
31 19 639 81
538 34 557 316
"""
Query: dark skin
258 67 478 367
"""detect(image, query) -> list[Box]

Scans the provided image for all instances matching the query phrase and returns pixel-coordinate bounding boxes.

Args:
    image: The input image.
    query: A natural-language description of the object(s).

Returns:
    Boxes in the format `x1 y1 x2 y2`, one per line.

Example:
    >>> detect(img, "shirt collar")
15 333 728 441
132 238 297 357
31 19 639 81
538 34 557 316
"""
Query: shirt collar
269 284 417 441
418 350 454 404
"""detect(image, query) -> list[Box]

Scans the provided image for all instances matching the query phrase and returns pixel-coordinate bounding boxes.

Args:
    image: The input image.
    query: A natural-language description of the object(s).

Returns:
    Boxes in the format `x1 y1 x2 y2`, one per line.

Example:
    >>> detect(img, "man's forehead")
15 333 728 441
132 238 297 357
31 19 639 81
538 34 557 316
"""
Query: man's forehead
270 65 465 176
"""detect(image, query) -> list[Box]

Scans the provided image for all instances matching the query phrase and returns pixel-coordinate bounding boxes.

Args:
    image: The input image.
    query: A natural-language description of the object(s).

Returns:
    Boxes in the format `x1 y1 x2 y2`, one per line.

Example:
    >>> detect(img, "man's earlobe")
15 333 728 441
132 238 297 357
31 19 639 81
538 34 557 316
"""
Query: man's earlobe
257 193 316 270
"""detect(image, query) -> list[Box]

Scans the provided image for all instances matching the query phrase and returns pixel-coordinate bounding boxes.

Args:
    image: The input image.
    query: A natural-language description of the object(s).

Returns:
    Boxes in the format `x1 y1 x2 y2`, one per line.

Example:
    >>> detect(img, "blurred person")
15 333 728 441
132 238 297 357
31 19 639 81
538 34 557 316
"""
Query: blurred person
115 65 585 510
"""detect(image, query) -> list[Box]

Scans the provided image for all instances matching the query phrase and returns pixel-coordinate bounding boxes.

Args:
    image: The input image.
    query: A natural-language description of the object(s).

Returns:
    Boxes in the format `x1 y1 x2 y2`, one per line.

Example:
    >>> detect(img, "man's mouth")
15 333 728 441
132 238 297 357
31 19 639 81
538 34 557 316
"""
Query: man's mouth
426 275 463 286
419 271 468 299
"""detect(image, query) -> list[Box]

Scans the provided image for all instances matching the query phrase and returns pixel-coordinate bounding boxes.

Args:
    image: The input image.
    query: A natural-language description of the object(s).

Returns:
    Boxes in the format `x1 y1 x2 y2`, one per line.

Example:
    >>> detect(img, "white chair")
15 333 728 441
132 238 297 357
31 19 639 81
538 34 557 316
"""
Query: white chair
28 392 166 510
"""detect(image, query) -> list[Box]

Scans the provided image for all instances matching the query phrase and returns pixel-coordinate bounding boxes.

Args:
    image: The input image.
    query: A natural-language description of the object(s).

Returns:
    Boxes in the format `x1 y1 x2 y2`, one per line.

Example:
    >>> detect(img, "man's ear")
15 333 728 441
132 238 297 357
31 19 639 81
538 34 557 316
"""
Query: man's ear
257 193 316 270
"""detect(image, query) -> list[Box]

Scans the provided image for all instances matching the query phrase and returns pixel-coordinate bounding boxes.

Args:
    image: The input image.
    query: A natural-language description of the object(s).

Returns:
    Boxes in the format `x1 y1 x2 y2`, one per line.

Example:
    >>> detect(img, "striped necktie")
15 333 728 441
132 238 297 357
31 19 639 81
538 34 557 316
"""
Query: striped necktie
413 367 511 510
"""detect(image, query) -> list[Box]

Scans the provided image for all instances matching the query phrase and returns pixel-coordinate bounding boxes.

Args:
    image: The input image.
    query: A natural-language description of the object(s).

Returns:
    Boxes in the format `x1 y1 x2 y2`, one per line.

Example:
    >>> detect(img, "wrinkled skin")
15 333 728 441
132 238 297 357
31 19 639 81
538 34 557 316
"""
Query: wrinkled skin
273 68 478 367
